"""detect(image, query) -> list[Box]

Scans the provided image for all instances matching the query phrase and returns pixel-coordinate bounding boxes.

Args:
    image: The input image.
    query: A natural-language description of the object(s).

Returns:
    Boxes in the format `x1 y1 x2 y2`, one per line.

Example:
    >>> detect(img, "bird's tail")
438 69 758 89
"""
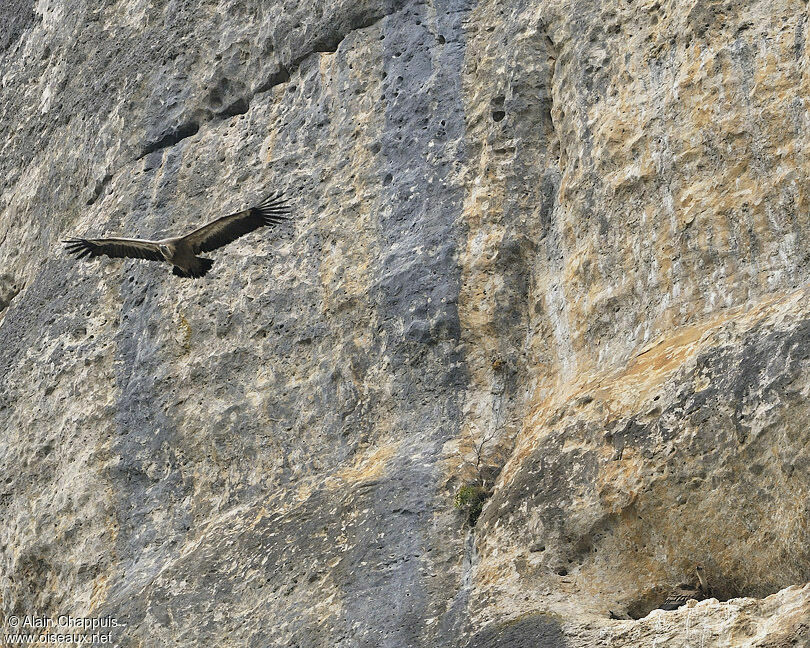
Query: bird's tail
174 257 214 278
252 191 292 225
193 257 215 277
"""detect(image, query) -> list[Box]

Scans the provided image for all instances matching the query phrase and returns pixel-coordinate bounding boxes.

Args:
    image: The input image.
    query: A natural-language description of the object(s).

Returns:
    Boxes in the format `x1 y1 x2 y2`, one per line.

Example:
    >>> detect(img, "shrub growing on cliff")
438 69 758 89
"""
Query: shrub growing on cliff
454 484 491 527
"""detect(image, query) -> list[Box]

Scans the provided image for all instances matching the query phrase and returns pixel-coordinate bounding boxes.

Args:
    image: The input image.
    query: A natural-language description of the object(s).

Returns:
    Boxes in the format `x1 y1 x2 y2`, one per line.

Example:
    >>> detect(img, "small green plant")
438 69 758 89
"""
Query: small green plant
454 484 490 527
453 424 498 528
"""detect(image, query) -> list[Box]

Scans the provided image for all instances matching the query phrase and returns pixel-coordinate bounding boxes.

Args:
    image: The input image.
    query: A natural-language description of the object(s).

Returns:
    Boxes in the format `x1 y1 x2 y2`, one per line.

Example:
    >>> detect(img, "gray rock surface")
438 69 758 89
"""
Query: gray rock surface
1 0 809 646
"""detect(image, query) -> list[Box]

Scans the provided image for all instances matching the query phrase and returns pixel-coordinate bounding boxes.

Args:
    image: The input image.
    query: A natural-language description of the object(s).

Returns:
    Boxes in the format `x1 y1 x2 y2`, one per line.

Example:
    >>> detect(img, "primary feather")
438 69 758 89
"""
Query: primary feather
183 192 292 254
63 237 164 261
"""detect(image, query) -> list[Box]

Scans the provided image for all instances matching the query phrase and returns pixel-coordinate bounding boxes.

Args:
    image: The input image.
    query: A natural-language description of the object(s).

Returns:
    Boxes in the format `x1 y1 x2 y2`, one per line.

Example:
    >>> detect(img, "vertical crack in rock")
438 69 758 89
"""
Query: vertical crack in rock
456 7 567 551
534 22 577 384
495 17 563 463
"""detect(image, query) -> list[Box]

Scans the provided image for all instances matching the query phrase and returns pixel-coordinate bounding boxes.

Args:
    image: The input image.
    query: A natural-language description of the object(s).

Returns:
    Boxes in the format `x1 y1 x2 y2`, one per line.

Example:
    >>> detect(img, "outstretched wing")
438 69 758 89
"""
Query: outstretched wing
63 237 164 261
181 192 292 254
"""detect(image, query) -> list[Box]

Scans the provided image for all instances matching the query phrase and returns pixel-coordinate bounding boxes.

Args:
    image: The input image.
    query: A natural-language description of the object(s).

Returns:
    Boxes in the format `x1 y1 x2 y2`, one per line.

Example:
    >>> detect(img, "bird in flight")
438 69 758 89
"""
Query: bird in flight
64 192 291 278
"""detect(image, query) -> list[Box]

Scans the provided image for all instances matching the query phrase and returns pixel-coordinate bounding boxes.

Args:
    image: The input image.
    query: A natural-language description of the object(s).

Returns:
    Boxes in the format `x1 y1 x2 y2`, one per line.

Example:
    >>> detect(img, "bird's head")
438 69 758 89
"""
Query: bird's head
695 565 709 591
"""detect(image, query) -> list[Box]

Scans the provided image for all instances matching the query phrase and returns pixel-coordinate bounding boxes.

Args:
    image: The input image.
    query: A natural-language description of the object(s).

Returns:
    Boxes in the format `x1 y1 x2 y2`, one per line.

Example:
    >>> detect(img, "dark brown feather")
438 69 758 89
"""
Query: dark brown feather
660 581 706 611
182 192 292 254
63 237 164 261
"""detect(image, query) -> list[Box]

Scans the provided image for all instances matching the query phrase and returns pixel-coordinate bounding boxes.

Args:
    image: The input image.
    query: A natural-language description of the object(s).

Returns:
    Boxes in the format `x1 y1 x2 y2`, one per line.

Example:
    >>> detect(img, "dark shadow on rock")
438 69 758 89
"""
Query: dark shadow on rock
0 0 38 52
465 614 568 648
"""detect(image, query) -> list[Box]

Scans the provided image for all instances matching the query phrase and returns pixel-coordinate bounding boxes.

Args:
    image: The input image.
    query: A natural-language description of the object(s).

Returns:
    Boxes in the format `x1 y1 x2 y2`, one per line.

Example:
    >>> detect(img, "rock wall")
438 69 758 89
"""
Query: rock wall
1 0 809 646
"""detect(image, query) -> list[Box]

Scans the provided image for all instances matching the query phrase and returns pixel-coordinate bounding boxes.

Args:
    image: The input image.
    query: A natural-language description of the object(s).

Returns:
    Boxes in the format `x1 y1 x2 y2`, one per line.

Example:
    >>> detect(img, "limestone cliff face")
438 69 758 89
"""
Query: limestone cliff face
1 0 809 646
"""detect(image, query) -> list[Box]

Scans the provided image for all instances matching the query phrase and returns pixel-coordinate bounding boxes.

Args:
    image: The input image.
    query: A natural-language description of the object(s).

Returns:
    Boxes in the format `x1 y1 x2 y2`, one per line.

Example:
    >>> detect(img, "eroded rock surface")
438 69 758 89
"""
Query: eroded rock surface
1 0 809 646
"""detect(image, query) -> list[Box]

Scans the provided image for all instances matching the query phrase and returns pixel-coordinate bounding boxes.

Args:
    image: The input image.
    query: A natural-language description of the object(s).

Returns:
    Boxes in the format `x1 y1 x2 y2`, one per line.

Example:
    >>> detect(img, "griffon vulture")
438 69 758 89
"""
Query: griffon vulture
660 566 711 610
64 192 291 278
